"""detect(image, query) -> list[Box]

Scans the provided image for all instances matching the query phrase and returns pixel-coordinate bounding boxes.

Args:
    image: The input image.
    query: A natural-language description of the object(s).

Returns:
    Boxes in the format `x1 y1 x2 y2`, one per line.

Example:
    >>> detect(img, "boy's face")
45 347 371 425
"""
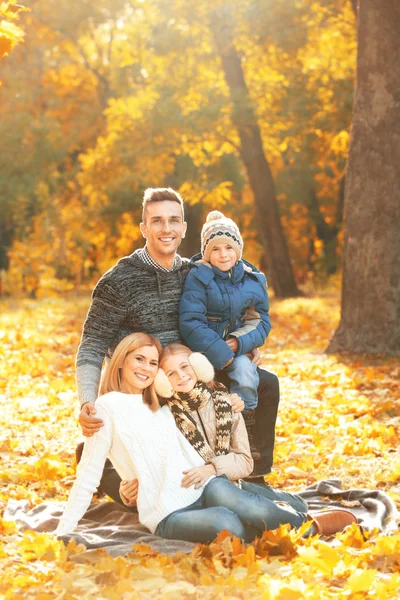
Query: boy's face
163 354 197 394
209 243 237 271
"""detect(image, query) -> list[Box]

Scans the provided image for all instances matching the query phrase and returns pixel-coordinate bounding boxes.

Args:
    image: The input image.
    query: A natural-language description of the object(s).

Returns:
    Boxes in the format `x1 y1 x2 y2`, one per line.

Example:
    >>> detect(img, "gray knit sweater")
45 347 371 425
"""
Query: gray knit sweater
76 249 190 406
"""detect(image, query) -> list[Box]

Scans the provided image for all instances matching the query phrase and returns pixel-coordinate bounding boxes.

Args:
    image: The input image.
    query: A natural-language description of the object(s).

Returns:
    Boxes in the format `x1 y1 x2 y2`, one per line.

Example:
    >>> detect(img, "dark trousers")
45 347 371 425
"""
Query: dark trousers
216 367 280 478
98 367 280 505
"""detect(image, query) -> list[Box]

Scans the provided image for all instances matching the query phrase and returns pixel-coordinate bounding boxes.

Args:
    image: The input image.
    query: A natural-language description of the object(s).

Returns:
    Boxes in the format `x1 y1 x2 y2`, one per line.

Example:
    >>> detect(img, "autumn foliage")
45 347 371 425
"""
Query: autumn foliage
1 292 399 598
0 2 26 58
0 0 356 297
1 0 399 595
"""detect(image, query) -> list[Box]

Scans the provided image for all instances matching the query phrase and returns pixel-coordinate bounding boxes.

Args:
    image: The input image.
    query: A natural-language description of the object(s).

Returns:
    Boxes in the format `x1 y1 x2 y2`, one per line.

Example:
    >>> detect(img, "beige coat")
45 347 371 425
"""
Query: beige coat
189 399 253 481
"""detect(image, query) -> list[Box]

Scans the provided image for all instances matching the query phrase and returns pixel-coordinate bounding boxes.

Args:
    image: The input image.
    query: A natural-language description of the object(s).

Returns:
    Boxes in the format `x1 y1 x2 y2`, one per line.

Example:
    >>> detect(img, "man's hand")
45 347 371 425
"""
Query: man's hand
79 403 103 437
226 337 239 353
120 479 139 507
249 347 262 367
181 465 216 489
229 392 245 413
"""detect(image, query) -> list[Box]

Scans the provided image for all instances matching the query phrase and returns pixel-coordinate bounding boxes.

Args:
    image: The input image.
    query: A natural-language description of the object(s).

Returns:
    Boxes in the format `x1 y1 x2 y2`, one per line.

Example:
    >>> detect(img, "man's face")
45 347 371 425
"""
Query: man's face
140 201 187 260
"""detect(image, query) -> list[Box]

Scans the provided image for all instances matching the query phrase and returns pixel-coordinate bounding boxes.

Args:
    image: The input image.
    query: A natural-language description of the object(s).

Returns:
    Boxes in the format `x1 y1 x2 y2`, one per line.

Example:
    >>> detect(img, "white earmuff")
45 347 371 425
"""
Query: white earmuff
154 368 174 398
188 352 214 383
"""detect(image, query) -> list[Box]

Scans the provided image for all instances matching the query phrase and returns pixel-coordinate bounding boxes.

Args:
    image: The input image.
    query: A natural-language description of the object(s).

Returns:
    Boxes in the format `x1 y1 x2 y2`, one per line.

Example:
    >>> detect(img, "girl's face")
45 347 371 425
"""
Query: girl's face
163 354 197 394
120 344 159 394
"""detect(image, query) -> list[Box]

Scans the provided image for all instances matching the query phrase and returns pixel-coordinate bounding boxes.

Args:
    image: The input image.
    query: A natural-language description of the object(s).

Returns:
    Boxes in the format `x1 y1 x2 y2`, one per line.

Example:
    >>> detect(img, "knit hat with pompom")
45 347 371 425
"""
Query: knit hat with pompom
201 210 243 263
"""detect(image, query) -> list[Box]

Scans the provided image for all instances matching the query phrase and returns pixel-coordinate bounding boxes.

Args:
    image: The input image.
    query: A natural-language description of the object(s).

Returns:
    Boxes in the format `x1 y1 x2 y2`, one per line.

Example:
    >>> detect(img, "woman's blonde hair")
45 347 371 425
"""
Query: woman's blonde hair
100 332 162 411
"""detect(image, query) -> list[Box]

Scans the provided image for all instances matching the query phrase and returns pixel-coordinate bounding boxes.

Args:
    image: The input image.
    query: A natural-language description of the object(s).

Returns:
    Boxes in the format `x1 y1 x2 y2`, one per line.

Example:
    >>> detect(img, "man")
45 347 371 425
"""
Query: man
77 188 279 501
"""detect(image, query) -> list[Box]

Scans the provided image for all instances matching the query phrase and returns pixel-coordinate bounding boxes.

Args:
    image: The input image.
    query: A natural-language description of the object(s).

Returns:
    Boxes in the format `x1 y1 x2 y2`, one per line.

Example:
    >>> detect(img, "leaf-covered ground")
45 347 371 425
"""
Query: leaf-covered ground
1 292 399 599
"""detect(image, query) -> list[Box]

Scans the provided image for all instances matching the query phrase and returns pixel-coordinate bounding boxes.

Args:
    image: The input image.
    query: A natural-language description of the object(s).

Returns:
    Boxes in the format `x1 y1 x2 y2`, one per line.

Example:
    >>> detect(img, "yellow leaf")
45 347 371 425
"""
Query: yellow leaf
0 516 17 534
297 544 339 576
346 569 377 594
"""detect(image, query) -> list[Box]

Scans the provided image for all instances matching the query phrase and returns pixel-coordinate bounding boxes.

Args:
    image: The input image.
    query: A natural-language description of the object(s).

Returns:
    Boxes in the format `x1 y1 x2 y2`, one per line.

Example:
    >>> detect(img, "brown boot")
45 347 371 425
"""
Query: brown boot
309 509 357 536
75 442 84 465
243 410 261 461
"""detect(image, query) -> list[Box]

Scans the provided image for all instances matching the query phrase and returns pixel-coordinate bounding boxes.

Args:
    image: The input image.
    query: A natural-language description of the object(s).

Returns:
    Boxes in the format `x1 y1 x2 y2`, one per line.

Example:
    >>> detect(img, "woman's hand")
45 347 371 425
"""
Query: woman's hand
79 403 103 437
181 465 216 490
120 479 139 507
229 393 245 413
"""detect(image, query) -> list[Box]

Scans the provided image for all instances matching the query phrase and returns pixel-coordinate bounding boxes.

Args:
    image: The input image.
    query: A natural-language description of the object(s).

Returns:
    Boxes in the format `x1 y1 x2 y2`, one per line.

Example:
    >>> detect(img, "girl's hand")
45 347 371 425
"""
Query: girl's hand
120 479 139 507
221 357 234 369
229 393 245 413
248 347 262 366
181 465 216 489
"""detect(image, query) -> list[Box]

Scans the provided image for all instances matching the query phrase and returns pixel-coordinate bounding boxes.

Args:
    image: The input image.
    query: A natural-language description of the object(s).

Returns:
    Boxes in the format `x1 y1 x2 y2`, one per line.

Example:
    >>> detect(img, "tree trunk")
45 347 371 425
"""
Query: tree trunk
179 202 203 259
210 11 301 298
328 0 400 354
350 0 358 17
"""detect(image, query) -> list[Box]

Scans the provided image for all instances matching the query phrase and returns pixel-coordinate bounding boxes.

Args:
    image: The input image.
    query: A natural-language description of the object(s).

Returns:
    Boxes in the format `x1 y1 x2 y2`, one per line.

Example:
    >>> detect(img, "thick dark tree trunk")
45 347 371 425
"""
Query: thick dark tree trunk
328 0 400 354
179 202 203 259
210 11 301 298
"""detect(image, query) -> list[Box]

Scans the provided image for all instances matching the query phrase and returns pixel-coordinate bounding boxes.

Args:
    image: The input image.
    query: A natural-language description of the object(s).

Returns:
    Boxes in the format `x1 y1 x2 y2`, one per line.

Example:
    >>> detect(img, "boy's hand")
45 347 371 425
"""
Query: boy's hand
79 403 103 437
226 337 239 352
120 479 139 507
181 465 216 489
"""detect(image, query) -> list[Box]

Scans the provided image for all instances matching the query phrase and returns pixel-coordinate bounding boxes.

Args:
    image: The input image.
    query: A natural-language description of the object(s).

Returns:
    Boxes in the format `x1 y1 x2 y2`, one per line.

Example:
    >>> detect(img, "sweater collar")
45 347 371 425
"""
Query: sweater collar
141 246 179 273
124 248 185 274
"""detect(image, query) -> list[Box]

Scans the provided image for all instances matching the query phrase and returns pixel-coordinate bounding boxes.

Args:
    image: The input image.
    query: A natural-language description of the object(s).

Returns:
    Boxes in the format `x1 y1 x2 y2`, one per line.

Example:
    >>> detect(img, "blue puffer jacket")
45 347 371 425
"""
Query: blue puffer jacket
179 254 271 370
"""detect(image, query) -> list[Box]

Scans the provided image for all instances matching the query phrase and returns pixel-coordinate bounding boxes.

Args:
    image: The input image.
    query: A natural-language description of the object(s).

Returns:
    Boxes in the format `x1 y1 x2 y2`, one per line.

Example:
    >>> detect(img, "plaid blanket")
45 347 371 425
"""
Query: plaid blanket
5 479 398 558
299 478 398 534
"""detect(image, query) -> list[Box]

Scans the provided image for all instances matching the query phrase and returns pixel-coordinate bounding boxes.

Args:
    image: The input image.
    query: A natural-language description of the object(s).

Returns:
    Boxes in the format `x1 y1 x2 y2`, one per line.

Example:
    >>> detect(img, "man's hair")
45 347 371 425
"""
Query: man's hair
142 188 185 222
100 332 162 411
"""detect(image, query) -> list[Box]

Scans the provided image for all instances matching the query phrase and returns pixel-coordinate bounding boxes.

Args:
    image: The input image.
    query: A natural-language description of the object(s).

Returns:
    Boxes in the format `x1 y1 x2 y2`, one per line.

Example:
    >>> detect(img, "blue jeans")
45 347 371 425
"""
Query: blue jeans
226 354 259 411
155 476 309 543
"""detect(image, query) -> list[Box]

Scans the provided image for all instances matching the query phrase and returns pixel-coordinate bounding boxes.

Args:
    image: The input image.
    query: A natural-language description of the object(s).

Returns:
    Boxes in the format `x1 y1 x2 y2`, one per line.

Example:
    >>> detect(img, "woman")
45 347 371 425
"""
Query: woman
57 334 355 542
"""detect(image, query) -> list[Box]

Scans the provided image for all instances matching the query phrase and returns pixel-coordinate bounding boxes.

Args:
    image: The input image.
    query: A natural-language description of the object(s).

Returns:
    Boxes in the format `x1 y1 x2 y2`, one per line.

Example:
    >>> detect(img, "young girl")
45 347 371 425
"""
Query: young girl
120 343 356 538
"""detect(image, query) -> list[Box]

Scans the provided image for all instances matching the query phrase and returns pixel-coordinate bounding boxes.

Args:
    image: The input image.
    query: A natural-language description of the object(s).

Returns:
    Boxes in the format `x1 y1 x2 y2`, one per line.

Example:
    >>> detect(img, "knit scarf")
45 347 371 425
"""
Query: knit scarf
167 382 233 462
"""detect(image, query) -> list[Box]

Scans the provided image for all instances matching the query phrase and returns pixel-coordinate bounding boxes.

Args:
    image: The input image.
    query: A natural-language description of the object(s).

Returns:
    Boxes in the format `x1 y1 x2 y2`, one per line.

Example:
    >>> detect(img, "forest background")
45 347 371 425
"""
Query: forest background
0 0 356 297
1 0 400 598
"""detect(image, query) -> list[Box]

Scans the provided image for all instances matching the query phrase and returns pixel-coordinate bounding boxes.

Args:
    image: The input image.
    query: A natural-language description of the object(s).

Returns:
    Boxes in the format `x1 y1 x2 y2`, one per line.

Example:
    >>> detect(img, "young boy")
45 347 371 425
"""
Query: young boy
179 210 271 459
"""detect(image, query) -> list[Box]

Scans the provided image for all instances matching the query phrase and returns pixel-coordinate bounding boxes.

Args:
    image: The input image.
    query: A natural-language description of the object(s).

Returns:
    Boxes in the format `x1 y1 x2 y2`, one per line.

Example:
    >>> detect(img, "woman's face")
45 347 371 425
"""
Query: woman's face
120 344 159 394
163 353 197 394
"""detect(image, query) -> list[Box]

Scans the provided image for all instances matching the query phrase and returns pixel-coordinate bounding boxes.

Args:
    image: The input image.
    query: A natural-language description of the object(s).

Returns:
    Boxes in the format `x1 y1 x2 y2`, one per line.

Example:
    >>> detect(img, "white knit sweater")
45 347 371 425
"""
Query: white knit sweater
56 392 209 535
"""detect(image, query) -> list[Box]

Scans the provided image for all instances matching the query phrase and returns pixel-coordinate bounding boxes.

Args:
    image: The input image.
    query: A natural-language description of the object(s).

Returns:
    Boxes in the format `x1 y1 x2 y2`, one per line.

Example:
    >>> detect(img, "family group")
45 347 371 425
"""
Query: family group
56 188 356 542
